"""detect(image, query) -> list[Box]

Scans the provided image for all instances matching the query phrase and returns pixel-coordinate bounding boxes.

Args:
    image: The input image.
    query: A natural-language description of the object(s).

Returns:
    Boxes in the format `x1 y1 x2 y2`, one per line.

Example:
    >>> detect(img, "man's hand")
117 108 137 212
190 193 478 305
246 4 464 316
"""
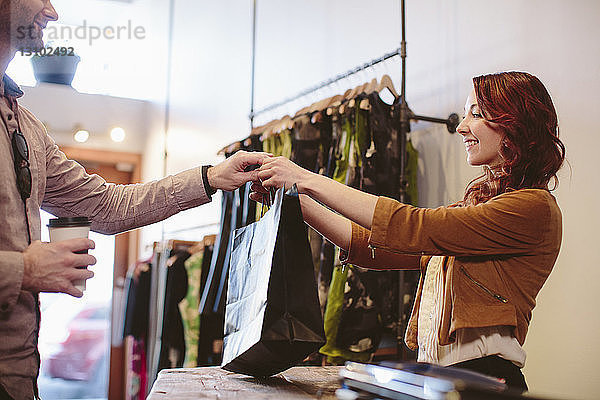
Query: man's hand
22 239 97 298
207 150 272 192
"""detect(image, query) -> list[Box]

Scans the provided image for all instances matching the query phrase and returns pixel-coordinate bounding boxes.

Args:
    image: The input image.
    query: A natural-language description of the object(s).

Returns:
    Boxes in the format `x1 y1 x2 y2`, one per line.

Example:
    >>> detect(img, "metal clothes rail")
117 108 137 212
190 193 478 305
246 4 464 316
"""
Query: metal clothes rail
249 48 401 123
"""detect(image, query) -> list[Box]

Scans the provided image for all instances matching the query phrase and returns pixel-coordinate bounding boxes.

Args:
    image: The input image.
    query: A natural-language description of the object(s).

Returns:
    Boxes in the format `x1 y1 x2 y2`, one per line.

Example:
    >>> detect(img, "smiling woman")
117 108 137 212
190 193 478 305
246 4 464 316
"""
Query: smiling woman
458 93 505 168
461 72 565 205
252 71 566 392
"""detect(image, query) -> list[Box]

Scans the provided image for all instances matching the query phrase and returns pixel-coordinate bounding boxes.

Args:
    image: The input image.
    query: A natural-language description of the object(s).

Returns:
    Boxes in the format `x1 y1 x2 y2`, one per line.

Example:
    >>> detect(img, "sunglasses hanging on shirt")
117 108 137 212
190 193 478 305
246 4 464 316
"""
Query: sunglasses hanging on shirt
12 129 32 201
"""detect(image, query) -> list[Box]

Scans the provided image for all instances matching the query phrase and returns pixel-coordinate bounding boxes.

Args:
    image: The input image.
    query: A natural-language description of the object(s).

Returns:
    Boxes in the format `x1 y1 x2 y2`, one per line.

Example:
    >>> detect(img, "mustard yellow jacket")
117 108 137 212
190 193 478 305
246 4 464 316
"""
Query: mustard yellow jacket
343 189 562 350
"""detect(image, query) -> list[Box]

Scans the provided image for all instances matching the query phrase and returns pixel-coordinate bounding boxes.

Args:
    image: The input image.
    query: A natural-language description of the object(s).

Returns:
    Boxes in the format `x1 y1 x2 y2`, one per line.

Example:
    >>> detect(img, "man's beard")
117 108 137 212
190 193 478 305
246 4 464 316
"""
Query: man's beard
5 3 43 52
11 24 44 51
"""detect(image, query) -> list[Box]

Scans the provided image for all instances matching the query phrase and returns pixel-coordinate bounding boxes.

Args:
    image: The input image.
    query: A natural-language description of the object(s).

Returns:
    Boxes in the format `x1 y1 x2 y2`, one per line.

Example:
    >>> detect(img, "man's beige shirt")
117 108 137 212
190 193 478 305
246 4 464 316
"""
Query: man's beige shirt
0 75 210 399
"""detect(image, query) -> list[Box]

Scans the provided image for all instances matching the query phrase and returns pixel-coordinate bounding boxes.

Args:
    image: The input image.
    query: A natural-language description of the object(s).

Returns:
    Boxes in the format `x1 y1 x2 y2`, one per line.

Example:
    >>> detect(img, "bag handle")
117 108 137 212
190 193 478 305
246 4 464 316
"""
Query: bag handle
259 188 277 218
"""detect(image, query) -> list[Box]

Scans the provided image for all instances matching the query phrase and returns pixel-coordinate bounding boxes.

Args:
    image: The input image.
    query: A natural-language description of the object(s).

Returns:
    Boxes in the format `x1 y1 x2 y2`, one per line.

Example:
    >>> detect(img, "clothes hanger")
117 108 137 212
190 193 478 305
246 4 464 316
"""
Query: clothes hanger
346 81 370 111
217 140 243 156
204 234 216 247
189 241 206 255
327 90 349 116
188 234 216 255
340 82 367 114
277 115 292 133
338 86 356 114
259 119 280 141
359 78 378 110
325 94 344 116
309 96 333 114
310 96 335 123
376 74 399 102
293 105 312 118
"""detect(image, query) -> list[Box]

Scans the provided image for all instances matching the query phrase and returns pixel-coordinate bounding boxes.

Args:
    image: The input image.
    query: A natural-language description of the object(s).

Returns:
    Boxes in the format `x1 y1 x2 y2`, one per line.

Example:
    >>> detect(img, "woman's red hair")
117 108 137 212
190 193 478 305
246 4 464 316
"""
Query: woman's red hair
463 71 565 205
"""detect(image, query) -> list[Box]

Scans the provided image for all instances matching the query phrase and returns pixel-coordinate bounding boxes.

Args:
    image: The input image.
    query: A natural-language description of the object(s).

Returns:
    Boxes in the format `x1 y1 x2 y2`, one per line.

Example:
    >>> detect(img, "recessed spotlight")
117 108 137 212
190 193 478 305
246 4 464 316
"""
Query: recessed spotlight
110 127 126 143
74 129 89 143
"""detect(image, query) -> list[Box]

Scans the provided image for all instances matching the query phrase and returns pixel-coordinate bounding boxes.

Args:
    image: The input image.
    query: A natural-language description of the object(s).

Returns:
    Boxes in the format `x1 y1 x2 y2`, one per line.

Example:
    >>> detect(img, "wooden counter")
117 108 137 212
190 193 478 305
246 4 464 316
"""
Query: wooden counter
147 366 343 399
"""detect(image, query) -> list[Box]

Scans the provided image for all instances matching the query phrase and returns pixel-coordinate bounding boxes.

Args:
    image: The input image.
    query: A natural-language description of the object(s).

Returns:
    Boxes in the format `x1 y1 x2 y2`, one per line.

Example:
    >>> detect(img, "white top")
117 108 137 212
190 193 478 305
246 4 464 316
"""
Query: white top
417 256 526 368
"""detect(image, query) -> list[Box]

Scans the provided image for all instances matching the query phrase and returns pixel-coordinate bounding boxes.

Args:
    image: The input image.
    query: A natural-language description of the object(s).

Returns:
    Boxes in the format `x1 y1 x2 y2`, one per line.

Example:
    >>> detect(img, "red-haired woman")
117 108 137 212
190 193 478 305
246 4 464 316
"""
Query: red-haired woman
253 71 565 391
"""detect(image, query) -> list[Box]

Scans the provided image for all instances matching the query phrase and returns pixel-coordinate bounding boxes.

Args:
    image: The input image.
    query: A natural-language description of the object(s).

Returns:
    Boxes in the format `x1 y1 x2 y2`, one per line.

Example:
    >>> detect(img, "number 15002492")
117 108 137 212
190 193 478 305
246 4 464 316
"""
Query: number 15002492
19 47 76 57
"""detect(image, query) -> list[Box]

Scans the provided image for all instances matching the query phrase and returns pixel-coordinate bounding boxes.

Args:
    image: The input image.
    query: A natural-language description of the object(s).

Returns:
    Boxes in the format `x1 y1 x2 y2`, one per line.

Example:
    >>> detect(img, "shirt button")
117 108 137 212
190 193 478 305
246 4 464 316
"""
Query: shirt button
7 114 12 121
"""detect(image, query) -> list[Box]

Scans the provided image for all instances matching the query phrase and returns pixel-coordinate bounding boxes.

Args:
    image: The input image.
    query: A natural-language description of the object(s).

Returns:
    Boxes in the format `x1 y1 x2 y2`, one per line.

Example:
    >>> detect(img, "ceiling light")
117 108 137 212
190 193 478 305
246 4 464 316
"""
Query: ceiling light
110 127 126 142
74 129 89 143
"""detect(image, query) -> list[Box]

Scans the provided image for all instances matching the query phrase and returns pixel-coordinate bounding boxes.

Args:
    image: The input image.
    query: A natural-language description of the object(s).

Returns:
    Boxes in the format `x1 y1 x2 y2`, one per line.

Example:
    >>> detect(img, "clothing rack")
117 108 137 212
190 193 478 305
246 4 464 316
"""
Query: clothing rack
249 48 403 123
244 0 459 361
146 239 200 395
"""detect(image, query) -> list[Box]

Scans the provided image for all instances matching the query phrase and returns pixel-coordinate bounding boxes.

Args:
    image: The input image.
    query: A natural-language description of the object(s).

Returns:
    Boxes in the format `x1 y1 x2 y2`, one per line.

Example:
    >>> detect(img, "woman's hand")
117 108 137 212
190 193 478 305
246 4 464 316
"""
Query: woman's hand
253 155 378 229
256 156 314 192
248 181 270 204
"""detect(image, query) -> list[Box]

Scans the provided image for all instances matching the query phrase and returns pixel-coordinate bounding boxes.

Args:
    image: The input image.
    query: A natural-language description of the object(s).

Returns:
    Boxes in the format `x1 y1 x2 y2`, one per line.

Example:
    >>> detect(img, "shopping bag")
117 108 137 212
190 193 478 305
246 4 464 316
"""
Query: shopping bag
221 185 325 377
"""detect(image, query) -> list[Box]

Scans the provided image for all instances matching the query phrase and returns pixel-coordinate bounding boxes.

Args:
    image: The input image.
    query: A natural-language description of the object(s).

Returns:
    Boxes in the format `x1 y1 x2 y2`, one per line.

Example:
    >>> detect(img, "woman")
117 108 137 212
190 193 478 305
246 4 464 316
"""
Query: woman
252 71 565 391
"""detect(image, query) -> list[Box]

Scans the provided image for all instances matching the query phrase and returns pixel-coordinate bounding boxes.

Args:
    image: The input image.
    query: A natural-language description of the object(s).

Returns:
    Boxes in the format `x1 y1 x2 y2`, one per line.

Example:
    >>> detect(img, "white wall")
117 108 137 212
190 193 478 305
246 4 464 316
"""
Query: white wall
158 1 600 399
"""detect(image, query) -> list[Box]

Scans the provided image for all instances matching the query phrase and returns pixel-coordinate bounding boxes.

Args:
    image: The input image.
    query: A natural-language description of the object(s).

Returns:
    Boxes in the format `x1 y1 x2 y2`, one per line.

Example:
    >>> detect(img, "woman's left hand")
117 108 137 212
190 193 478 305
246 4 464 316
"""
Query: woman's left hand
257 156 314 192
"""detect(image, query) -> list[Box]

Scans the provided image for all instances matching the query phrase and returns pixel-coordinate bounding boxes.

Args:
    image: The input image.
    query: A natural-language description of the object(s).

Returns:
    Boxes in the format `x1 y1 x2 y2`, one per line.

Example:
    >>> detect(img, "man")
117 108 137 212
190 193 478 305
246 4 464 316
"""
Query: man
0 1 268 398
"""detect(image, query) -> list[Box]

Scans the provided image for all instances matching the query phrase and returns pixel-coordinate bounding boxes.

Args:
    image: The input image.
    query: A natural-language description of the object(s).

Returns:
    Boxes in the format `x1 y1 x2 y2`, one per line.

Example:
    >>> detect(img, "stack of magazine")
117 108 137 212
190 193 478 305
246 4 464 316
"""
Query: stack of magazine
337 362 550 400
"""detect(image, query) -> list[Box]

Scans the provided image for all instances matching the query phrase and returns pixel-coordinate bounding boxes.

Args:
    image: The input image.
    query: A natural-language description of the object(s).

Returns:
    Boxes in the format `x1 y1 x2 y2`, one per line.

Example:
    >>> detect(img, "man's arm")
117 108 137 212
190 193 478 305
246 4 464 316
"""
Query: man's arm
41 130 267 235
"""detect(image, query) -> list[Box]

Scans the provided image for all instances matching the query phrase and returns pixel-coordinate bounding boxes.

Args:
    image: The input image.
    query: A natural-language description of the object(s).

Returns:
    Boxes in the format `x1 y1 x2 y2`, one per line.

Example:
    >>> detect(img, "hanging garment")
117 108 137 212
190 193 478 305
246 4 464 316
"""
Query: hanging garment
126 337 147 400
179 250 204 368
123 261 152 340
197 313 225 366
336 267 382 353
158 250 190 370
365 92 401 198
123 261 151 400
312 111 333 177
405 138 419 206
213 178 253 317
321 108 381 364
196 241 222 366
364 93 420 332
315 113 341 314
291 115 321 173
199 192 233 315
291 115 328 284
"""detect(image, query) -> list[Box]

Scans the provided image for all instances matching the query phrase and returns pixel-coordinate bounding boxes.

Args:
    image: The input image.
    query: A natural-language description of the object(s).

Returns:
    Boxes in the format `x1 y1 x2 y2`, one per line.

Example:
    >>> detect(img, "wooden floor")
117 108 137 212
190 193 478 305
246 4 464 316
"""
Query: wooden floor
148 366 343 399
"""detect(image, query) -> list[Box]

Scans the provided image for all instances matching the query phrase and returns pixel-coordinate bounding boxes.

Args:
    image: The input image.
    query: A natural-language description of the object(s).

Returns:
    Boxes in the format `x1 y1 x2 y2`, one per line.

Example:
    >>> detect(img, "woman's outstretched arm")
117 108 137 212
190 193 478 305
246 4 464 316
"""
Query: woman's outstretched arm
257 156 379 229
250 181 352 250
249 182 420 270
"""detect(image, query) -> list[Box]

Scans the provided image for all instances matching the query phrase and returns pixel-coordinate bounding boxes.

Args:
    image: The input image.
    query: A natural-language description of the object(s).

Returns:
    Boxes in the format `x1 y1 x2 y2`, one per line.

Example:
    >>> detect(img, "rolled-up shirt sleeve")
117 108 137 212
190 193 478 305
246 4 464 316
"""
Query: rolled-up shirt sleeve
340 221 420 270
0 251 24 315
41 133 211 235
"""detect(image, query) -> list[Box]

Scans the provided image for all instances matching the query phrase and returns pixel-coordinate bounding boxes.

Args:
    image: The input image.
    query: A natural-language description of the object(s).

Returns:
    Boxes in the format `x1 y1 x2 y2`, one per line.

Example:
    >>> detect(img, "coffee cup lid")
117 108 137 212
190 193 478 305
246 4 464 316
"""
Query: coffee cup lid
48 217 91 228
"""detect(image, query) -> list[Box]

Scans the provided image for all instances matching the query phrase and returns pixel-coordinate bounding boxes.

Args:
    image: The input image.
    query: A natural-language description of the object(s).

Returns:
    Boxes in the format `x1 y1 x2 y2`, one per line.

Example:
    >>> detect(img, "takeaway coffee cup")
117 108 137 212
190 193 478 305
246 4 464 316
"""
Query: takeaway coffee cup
47 217 92 292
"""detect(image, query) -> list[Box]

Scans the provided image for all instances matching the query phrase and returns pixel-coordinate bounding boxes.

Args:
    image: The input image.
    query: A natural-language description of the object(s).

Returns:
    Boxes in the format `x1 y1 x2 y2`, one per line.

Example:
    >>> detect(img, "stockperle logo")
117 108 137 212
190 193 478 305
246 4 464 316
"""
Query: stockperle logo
16 19 146 49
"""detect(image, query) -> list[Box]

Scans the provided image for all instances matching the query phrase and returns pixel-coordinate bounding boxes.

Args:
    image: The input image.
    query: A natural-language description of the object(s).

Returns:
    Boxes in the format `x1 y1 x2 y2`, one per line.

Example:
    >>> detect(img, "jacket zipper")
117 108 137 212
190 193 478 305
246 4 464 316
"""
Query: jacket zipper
460 266 508 303
368 244 508 303
368 243 426 258
368 244 376 259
